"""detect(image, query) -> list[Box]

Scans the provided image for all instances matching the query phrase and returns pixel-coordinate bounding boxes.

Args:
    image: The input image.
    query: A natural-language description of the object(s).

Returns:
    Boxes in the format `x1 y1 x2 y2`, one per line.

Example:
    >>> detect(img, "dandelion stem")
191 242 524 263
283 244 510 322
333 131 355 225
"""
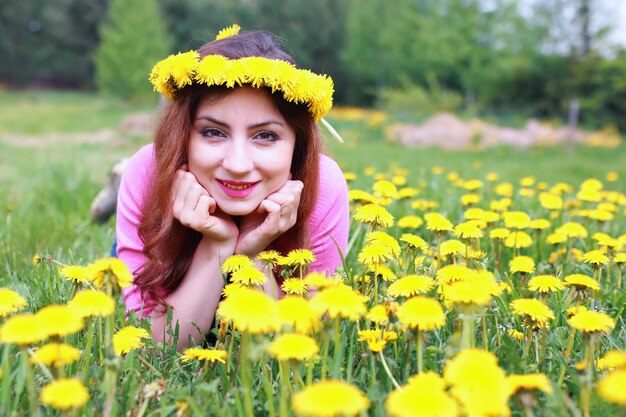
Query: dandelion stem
240 333 254 417
81 318 96 377
21 347 37 416
416 330 424 373
460 314 475 350
558 330 576 386
482 312 488 349
378 351 401 390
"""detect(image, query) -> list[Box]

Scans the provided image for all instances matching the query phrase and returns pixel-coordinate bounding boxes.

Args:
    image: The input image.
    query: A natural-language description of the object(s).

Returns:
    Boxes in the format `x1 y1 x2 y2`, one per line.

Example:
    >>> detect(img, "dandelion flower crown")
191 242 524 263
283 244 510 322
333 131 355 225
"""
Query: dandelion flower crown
149 24 334 121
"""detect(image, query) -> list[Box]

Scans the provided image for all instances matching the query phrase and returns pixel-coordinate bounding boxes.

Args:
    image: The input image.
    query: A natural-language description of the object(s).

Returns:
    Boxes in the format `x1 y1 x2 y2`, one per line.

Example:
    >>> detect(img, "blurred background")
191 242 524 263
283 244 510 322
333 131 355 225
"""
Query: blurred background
1 0 625 131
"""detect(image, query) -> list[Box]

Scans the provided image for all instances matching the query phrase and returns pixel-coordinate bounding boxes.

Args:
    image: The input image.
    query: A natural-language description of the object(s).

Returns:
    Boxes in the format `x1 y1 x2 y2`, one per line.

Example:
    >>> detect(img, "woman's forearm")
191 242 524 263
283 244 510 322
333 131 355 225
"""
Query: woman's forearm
151 236 235 349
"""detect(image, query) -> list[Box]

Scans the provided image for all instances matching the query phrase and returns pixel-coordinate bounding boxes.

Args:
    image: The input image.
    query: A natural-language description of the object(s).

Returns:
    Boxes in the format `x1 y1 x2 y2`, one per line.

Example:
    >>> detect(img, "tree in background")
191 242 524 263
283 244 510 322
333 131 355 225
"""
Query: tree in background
0 0 107 88
95 0 171 101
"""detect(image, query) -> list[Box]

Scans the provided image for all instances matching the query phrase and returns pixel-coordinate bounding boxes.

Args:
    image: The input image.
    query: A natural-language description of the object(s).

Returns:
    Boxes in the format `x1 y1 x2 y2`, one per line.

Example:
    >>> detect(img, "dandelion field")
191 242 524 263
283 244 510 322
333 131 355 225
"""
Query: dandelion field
1 92 626 416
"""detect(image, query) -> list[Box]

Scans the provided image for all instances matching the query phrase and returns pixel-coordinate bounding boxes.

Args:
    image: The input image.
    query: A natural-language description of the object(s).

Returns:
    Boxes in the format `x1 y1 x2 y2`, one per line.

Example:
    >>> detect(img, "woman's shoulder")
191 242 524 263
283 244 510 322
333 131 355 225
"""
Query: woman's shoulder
318 153 346 186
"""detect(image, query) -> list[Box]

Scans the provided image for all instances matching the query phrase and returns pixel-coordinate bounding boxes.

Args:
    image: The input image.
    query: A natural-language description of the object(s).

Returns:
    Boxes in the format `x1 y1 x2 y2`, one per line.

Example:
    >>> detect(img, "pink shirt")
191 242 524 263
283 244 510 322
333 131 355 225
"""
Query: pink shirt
116 144 349 316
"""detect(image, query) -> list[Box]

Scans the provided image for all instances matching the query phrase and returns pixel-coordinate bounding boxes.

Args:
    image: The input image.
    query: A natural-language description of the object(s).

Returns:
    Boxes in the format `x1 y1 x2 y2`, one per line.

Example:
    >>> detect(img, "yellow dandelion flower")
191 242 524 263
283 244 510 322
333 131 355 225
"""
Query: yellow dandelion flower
564 274 600 291
582 249 609 267
222 282 244 297
439 239 466 257
277 296 320 334
556 222 588 239
436 264 473 284
366 231 401 257
508 328 524 341
442 279 493 308
366 305 388 324
489 228 511 240
546 232 568 245
507 373 553 396
606 172 619 182
424 213 453 232
32 253 42 265
256 250 281 264
0 288 27 317
59 265 89 284
354 204 394 228
387 275 435 298
113 326 150 356
348 189 378 205
461 193 482 206
357 243 394 266
386 372 458 417
37 305 84 338
86 257 133 289
504 231 533 248
344 172 356 181
292 380 369 417
231 265 267 286
588 209 613 222
539 192 563 210
577 188 602 202
365 338 387 352
372 180 399 200
529 219 551 230
444 349 509 417
509 256 536 274
217 288 280 334
221 254 255 273
0 313 47 345
269 333 319 362
40 378 89 410
597 350 626 371
486 172 499 182
306 272 342 290
31 343 81 367
510 298 554 329
397 296 446 331
180 347 227 363
568 310 615 334
597 369 626 405
503 211 531 229
566 305 588 318
281 278 308 295
310 284 368 322
399 233 428 251
398 187 419 199
283 249 316 268
528 275 564 294
215 24 240 40
615 253 626 265
68 289 115 318
453 221 484 239
490 197 513 211
397 215 424 229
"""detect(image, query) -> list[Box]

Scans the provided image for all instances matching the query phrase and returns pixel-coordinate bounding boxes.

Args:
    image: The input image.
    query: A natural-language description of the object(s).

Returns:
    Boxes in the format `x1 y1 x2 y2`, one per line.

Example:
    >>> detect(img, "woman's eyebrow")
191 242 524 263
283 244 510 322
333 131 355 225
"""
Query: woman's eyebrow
195 115 286 129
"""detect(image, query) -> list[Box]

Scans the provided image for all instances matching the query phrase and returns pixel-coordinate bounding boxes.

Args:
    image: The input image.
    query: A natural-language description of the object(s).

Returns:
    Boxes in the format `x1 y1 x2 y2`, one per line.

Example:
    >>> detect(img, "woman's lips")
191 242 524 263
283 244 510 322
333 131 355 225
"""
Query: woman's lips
217 179 259 198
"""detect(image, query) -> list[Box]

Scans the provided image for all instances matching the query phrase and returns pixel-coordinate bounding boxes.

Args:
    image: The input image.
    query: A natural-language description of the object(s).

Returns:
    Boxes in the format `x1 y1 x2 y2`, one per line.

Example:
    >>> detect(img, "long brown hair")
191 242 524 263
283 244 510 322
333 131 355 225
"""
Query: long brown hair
134 31 322 309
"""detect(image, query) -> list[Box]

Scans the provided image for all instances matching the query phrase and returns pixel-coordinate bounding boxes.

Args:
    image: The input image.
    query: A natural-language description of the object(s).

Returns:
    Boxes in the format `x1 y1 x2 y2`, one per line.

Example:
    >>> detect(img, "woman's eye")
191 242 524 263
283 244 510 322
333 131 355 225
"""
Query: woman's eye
254 131 279 142
201 128 226 138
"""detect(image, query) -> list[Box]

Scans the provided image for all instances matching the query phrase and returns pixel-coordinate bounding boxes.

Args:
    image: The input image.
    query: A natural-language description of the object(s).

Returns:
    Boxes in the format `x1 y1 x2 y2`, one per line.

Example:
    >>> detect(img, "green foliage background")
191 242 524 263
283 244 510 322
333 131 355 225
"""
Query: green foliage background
1 0 625 128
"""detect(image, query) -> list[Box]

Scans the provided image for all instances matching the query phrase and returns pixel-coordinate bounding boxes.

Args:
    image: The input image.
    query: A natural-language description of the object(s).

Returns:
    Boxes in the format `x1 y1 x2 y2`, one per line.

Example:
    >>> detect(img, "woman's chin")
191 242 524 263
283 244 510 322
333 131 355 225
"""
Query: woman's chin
217 201 258 217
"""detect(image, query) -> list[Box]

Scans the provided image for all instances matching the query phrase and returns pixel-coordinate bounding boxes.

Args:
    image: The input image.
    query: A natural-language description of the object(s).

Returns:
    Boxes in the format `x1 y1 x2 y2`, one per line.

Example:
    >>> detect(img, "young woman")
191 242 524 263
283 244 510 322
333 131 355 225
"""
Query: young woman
116 28 349 348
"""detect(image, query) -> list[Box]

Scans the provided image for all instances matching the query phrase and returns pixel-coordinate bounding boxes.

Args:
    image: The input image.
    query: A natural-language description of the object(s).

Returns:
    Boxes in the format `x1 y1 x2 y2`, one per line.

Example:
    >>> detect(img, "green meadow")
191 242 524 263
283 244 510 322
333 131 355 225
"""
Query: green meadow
1 91 625 416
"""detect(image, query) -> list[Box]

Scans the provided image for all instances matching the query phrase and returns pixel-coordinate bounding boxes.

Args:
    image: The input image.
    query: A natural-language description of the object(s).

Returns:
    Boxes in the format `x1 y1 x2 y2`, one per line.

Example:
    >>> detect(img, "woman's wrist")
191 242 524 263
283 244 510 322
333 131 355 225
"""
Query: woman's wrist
199 234 237 259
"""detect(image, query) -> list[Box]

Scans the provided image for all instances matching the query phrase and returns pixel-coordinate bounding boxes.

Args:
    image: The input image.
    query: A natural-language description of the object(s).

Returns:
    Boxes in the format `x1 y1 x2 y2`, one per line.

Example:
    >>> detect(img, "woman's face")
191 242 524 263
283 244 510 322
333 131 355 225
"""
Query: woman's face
188 87 297 216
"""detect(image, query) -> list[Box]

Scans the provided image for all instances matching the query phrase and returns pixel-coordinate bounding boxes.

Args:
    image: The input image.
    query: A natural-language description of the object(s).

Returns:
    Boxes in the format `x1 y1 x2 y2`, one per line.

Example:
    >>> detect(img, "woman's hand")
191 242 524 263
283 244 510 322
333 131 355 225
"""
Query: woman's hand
171 167 238 243
235 179 304 257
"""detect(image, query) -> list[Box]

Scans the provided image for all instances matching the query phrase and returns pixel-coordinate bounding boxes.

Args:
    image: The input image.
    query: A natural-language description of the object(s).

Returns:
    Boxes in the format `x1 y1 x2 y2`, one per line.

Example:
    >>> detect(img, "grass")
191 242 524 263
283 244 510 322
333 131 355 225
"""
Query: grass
0 91 625 416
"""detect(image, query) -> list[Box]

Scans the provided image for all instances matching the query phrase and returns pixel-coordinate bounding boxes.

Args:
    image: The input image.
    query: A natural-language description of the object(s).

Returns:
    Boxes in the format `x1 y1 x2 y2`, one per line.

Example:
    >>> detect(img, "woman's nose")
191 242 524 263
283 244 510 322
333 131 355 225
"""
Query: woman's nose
222 140 254 174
